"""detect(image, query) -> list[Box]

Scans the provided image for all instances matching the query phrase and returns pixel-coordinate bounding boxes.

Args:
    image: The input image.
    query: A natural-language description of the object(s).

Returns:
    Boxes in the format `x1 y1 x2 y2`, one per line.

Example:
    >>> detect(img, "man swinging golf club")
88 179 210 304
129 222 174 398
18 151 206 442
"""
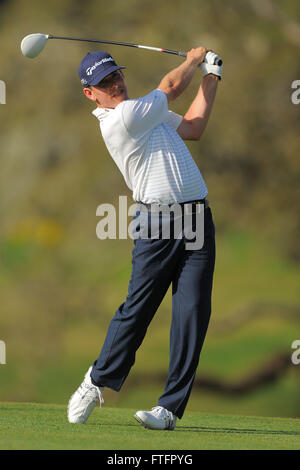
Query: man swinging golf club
68 46 222 430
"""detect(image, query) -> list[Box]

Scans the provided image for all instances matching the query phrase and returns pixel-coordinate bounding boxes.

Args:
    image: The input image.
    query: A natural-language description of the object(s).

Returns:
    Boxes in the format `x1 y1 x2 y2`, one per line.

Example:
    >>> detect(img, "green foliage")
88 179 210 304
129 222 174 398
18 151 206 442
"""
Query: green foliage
1 0 300 257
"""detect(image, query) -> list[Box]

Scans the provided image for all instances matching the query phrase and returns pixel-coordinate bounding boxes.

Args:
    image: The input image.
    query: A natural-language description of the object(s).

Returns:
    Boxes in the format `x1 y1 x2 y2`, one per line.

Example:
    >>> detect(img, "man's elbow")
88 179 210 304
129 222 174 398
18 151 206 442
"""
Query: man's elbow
189 128 203 141
158 79 181 103
180 120 204 141
161 86 180 103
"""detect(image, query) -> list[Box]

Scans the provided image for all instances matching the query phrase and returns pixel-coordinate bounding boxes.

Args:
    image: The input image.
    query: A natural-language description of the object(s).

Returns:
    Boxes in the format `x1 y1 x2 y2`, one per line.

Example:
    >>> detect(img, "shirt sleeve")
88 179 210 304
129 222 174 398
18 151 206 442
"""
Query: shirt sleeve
165 110 183 130
121 89 169 138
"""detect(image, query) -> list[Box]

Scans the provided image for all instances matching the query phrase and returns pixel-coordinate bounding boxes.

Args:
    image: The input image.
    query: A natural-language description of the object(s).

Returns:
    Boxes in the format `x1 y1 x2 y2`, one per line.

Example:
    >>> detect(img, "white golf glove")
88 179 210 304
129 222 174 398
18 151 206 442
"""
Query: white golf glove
200 51 223 80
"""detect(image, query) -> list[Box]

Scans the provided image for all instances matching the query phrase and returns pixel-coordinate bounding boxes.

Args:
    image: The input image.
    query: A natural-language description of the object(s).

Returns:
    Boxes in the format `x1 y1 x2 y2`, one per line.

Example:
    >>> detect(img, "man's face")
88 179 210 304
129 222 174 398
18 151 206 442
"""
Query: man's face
84 70 129 107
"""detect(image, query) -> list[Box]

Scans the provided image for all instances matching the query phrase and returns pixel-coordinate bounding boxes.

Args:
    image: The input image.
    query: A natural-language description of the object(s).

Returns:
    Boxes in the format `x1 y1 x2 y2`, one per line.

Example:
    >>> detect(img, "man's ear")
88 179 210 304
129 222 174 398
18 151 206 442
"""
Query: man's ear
83 87 97 102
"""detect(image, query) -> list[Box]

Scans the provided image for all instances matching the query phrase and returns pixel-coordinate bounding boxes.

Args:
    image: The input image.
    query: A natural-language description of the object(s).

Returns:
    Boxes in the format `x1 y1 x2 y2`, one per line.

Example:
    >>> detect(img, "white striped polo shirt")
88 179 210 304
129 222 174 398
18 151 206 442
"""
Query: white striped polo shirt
92 89 208 204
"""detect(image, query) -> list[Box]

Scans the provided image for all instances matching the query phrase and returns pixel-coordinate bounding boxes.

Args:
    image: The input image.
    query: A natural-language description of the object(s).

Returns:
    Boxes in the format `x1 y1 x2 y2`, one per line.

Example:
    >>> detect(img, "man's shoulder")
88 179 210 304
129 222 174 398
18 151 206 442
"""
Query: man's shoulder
99 89 169 140
122 89 167 108
119 89 168 121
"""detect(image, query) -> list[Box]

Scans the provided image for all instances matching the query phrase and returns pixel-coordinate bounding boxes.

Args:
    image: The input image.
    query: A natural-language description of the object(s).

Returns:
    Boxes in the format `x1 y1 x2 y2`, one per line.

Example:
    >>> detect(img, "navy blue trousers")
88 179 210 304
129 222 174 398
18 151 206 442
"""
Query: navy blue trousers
91 203 215 419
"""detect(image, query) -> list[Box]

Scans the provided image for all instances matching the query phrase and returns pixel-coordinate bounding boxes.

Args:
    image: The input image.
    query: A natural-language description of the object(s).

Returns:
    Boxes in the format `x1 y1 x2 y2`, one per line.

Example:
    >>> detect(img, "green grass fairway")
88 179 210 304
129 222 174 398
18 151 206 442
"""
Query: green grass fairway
0 402 299 450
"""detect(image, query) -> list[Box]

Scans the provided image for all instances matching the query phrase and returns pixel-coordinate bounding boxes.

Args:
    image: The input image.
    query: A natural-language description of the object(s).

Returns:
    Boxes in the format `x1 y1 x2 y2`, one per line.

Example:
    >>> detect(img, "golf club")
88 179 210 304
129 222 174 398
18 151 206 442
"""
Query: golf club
20 33 223 65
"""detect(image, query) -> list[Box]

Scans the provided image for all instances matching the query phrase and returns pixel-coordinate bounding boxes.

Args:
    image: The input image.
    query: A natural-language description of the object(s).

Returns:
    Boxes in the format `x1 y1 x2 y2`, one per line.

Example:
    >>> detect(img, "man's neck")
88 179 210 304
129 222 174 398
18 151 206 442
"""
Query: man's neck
97 94 129 109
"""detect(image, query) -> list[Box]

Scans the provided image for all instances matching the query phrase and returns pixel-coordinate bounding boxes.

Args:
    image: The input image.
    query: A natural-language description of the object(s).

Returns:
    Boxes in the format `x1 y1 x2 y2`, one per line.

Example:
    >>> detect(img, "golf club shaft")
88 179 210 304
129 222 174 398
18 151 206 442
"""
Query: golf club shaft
48 35 186 56
47 35 222 65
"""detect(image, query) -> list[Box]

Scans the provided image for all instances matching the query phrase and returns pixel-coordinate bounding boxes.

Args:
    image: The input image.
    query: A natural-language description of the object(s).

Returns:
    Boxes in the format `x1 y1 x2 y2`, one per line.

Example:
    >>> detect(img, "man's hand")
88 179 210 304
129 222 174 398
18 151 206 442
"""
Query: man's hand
200 51 223 80
185 47 212 67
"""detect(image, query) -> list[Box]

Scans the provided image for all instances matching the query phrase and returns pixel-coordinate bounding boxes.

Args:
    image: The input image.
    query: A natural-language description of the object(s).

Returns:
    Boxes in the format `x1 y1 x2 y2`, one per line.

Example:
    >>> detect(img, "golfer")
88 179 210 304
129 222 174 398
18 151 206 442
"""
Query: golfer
68 46 222 430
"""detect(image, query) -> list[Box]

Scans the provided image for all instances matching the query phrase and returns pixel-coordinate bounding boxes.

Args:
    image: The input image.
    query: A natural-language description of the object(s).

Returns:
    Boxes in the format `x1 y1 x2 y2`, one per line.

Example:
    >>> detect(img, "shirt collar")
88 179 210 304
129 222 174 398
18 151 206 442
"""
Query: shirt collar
92 107 112 121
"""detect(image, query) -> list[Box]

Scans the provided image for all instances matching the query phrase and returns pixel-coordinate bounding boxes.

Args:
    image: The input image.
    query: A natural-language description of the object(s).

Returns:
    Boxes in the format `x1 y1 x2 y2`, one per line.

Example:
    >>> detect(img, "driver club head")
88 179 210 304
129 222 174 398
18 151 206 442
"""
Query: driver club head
21 33 49 58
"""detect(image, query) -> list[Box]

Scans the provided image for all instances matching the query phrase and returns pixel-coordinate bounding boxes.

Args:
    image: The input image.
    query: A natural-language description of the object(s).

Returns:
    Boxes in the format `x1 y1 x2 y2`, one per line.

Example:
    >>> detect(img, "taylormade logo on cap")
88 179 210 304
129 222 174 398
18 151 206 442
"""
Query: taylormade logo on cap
78 51 125 86
86 57 114 76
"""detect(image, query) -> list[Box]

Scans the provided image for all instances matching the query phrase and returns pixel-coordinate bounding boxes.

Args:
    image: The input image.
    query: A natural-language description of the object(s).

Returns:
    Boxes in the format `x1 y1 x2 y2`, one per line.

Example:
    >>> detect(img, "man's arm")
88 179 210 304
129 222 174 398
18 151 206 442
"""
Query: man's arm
157 47 210 102
177 74 219 141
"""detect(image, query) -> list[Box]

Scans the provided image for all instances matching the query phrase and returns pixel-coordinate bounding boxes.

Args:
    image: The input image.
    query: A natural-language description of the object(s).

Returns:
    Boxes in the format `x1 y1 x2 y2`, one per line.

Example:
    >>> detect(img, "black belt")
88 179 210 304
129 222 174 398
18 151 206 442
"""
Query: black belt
137 198 209 211
180 198 208 207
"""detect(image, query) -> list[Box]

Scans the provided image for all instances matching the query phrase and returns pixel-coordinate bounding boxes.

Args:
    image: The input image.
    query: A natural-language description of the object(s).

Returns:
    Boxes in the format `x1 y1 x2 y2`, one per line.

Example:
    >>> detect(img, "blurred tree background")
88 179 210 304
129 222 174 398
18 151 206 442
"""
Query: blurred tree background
0 0 299 418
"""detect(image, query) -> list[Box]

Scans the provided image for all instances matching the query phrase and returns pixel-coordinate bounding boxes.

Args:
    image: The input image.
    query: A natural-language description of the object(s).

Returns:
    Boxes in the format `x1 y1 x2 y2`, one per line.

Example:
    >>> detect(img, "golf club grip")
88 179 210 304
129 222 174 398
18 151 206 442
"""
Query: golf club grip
174 50 222 66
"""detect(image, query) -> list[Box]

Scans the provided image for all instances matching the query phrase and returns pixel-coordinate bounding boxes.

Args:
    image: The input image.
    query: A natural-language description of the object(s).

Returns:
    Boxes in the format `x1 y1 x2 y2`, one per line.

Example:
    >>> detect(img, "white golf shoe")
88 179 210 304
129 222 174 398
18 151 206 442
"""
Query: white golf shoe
134 406 177 430
67 366 104 423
